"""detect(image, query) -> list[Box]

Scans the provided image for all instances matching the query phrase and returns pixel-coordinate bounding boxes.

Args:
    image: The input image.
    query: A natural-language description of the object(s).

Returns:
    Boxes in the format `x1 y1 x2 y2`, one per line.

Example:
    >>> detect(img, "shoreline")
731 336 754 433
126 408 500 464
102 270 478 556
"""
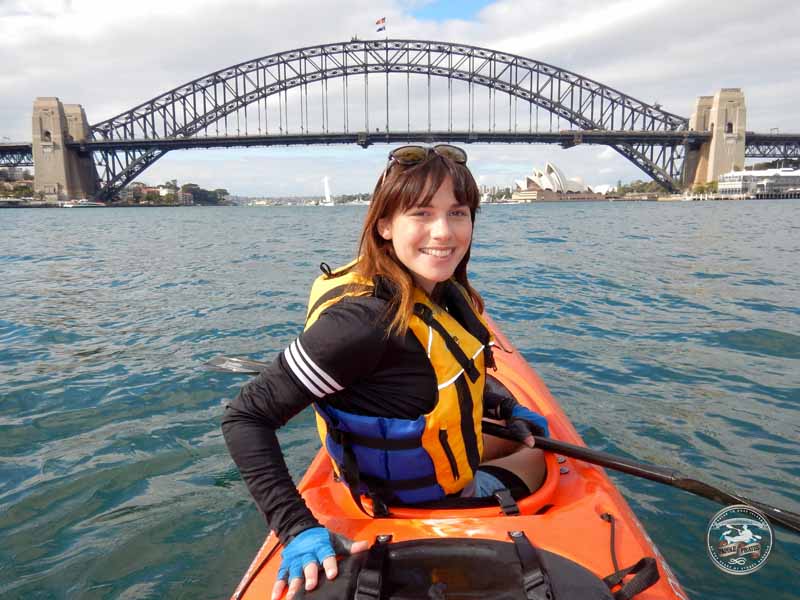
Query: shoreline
3 195 799 209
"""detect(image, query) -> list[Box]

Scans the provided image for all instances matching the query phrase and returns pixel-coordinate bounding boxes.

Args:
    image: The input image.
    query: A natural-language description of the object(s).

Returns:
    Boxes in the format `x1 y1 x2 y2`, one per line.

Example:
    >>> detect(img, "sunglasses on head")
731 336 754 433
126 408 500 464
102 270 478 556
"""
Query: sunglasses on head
389 144 468 166
380 144 468 186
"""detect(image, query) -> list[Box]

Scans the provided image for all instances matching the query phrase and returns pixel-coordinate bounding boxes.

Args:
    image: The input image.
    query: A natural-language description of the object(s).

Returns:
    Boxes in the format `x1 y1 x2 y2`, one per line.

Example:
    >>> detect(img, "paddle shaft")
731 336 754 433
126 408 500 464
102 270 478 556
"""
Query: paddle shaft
206 355 800 534
482 421 800 535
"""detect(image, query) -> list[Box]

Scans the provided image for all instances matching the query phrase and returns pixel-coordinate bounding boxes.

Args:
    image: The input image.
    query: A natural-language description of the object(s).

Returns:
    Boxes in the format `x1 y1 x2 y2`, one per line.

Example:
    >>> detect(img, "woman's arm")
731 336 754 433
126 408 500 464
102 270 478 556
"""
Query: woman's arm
222 364 321 544
221 296 390 543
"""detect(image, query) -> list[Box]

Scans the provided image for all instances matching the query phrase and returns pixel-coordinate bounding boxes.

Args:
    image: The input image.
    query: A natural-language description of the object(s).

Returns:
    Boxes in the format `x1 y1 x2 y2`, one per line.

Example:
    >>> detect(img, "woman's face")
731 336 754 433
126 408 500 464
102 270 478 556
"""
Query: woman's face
377 176 473 294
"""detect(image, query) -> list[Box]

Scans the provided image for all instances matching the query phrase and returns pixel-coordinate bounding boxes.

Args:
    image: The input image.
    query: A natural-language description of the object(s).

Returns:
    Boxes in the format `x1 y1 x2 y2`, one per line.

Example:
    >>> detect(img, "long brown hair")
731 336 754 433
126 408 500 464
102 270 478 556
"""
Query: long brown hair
355 151 483 335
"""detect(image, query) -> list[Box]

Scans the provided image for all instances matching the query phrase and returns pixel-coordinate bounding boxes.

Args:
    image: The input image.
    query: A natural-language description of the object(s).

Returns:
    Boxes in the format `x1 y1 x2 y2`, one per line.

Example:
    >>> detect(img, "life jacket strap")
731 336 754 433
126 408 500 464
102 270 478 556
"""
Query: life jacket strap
333 430 439 492
338 432 391 518
327 428 422 451
306 282 374 324
414 303 480 382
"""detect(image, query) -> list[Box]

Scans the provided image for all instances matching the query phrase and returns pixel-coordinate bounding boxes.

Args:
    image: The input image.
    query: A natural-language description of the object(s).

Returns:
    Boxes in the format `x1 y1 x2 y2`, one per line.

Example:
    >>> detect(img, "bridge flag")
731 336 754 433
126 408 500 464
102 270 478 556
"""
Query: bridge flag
376 17 386 32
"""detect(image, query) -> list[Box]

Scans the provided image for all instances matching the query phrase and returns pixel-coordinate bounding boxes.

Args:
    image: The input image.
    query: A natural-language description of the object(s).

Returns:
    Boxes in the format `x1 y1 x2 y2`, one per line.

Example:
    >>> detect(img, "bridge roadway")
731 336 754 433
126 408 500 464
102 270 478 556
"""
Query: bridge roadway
3 130 799 170
6 130 800 155
73 130 711 151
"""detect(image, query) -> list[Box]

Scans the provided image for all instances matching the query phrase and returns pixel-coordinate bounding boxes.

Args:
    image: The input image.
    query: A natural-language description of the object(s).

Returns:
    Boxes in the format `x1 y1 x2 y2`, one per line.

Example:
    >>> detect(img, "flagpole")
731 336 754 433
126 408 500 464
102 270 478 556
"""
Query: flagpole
385 31 389 134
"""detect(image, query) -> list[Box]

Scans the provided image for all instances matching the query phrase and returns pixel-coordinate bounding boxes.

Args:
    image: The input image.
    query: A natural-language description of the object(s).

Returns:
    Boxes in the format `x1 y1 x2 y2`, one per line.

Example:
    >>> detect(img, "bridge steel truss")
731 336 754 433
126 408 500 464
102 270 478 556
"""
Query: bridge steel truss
88 39 693 200
0 144 34 168
744 133 800 159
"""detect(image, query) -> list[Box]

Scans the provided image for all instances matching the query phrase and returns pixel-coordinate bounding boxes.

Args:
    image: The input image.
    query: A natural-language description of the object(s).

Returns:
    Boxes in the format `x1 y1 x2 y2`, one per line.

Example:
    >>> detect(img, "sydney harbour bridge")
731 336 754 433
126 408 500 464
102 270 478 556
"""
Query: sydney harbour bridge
1 39 799 202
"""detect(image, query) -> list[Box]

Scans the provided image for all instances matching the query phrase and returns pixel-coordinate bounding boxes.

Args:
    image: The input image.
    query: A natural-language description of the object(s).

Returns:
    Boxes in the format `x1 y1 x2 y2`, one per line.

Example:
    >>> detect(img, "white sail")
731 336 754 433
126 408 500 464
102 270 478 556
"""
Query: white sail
322 176 334 206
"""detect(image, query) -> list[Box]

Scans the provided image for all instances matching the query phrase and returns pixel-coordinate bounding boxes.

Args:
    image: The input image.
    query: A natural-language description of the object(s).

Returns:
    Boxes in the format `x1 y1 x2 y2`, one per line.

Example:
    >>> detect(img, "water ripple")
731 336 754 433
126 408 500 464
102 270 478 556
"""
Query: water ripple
1 203 798 599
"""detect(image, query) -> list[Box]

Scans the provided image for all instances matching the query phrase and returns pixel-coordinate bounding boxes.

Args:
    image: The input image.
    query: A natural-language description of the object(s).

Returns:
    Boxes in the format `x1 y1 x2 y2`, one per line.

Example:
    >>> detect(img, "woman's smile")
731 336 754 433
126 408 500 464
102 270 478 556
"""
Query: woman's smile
419 247 455 258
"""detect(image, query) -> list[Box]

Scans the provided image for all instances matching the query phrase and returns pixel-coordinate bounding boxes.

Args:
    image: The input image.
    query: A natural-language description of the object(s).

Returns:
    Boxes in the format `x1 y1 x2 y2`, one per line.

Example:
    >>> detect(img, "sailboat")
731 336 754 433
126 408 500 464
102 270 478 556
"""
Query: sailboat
320 176 335 206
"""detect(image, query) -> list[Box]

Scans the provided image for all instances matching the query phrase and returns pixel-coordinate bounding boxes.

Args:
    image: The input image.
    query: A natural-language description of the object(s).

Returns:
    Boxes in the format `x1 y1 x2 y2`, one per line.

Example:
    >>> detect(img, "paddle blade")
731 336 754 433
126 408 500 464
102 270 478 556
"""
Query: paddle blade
677 478 800 535
204 356 269 374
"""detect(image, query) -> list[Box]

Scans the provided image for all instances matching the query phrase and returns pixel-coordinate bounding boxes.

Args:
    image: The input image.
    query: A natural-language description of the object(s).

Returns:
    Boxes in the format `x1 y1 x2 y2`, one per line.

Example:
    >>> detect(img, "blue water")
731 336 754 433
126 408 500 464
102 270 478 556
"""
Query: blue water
1 202 798 599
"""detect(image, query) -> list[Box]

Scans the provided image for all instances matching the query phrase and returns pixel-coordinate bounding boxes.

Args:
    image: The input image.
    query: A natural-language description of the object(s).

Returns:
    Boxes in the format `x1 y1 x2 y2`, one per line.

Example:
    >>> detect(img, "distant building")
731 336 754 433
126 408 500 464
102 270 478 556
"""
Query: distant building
176 190 194 205
512 162 604 202
718 167 800 196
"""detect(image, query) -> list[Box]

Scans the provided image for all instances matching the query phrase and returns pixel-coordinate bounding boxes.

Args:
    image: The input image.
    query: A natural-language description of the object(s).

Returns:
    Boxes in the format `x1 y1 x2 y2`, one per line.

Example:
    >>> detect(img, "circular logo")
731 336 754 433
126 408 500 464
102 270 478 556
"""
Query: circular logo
706 504 773 575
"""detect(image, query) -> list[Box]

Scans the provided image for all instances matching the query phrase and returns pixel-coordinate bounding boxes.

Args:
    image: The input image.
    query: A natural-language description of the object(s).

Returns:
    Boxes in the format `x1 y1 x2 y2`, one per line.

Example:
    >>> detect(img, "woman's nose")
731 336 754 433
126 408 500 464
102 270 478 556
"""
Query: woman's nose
430 216 453 239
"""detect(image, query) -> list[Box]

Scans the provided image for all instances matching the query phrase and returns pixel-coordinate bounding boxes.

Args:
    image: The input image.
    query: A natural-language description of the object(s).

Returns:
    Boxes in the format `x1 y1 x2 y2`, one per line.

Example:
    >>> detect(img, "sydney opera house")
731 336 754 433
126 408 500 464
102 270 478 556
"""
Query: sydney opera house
511 162 605 202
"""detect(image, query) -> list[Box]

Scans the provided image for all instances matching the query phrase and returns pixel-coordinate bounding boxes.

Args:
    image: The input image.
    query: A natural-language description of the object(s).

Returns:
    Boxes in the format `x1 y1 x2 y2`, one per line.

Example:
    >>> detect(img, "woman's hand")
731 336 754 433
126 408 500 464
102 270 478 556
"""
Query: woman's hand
272 527 370 600
507 405 550 448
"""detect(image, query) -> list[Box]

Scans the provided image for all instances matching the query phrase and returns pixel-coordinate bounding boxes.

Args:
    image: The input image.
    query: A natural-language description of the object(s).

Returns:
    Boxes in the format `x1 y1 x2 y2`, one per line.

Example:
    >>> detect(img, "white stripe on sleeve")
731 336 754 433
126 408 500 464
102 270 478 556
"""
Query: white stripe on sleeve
289 341 339 395
294 340 344 392
283 343 325 398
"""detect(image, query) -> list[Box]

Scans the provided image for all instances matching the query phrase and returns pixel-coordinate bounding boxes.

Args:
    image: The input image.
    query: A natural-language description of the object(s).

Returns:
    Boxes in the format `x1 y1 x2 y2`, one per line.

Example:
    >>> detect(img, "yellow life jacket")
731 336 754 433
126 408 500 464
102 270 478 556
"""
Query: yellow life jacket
304 261 495 506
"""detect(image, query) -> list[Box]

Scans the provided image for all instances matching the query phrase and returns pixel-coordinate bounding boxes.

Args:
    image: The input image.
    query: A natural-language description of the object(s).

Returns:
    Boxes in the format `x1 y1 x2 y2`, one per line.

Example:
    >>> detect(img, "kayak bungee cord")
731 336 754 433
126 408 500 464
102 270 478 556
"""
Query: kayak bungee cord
206 355 800 535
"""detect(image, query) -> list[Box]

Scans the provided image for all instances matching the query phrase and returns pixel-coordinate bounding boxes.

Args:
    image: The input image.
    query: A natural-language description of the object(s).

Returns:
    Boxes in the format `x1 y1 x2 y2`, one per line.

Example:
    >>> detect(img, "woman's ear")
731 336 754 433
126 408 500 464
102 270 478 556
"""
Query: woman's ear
377 218 392 241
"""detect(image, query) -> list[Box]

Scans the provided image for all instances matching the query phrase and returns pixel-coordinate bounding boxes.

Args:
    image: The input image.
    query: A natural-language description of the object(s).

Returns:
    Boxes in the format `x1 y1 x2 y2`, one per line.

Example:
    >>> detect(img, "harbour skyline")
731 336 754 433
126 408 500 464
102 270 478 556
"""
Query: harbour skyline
2 1 798 196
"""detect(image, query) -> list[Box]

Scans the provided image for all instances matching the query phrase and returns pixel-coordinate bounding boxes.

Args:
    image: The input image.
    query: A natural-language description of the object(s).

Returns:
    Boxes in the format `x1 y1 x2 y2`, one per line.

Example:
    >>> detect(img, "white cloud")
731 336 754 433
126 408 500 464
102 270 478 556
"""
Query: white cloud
1 0 797 195
597 147 616 161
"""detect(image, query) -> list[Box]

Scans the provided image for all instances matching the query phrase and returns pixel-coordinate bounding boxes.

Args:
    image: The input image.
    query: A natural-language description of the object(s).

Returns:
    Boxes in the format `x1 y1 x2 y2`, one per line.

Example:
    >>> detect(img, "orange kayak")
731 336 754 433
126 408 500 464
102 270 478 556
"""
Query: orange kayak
231 317 688 600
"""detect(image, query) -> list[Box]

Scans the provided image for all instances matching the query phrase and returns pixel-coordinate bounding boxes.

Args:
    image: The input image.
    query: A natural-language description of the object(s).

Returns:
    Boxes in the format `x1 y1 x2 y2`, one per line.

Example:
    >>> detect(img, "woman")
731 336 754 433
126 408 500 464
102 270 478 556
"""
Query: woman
222 145 549 600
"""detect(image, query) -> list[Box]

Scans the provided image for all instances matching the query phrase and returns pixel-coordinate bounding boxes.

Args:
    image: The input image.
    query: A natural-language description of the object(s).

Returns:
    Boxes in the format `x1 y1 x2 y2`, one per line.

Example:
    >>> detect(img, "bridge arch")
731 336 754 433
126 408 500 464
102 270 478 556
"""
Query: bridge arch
89 39 690 199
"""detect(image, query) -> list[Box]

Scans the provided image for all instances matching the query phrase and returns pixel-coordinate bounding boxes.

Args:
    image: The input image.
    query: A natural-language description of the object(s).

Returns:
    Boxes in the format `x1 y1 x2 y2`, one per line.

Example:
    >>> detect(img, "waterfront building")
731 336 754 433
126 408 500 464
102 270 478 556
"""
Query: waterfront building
512 162 604 202
718 167 800 197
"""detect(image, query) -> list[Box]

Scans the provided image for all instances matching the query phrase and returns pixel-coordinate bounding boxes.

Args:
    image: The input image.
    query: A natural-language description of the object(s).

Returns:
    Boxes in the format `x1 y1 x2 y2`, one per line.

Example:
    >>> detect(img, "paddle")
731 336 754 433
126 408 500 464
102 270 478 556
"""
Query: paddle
481 421 800 535
206 355 800 535
205 355 270 374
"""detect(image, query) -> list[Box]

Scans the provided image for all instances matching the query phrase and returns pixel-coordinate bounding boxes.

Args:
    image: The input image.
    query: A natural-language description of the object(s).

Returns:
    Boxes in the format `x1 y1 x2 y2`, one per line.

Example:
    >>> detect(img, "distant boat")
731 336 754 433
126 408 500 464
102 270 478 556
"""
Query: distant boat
61 199 106 208
320 176 334 206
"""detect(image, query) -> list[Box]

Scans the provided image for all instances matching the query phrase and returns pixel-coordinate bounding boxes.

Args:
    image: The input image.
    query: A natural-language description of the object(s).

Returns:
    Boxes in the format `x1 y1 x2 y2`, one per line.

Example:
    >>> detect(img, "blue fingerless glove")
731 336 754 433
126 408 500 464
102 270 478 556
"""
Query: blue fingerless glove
509 405 550 438
277 527 335 581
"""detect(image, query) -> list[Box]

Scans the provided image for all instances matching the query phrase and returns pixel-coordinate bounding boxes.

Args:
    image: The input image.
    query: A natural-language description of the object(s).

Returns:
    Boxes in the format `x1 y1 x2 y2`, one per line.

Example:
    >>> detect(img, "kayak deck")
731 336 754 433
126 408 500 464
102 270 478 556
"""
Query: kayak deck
231 318 687 600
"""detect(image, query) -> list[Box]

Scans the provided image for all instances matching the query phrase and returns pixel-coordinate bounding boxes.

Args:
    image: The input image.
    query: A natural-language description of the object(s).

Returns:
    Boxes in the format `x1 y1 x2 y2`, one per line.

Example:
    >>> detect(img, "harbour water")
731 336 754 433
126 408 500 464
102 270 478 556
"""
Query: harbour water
1 201 798 598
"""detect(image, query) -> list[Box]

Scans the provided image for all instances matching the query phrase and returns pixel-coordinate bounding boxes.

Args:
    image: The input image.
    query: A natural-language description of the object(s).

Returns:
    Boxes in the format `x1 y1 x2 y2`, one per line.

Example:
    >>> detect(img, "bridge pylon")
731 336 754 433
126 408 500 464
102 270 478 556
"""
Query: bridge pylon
684 89 746 188
32 98 98 203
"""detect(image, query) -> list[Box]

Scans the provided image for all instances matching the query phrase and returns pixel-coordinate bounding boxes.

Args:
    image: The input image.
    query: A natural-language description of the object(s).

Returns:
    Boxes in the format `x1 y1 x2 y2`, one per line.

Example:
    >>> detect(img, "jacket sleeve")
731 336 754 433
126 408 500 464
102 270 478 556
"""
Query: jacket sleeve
221 296 389 544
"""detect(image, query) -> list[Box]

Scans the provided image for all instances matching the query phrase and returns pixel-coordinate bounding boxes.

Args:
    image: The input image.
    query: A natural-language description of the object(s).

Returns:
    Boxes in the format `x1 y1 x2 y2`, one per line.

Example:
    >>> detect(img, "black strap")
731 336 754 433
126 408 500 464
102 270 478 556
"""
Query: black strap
338 436 391 518
414 303 480 382
603 558 660 600
361 472 439 492
354 535 392 600
441 281 496 370
328 428 422 451
601 513 660 600
493 489 520 516
508 531 553 600
329 429 438 493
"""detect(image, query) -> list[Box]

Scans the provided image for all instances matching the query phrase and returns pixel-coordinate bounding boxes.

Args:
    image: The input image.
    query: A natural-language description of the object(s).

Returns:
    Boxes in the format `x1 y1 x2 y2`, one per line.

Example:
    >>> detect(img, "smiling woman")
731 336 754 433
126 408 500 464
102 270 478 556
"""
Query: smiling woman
377 176 473 295
221 144 550 600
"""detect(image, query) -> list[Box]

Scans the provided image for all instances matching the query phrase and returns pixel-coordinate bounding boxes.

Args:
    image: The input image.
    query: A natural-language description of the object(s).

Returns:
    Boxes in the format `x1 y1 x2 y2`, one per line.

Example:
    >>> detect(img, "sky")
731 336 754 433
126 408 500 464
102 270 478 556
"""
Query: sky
1 0 798 196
